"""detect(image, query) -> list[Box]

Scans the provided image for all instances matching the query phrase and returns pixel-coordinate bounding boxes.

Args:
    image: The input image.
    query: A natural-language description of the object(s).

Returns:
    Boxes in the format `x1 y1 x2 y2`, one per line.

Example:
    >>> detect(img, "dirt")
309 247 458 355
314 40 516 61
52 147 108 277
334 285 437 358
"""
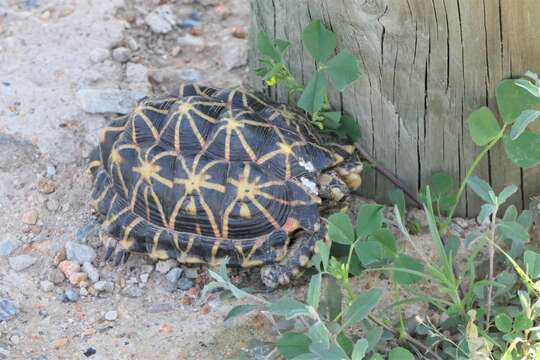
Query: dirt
0 1 482 359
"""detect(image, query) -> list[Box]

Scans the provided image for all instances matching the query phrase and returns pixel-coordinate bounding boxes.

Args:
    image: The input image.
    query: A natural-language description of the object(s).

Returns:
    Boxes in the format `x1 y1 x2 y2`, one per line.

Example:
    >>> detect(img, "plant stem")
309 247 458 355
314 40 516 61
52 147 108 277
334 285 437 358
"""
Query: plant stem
485 205 499 330
445 125 507 225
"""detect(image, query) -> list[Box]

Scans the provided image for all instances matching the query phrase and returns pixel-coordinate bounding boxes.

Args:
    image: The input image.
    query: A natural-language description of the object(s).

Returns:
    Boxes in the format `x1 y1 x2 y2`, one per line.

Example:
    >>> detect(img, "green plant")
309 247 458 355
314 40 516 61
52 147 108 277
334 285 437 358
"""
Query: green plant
256 21 362 142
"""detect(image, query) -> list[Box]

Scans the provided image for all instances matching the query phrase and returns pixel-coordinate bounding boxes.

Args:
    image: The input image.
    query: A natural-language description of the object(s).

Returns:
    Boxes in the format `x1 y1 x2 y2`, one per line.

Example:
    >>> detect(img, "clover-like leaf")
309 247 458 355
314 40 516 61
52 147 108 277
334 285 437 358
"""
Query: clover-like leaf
306 274 322 310
466 176 494 203
342 288 382 328
503 131 540 168
356 204 385 238
328 212 355 245
524 250 540 279
468 106 501 146
224 304 258 322
297 71 327 114
510 110 540 140
497 79 540 124
277 332 312 359
495 313 513 333
392 254 424 285
326 49 361 91
270 297 312 319
302 20 337 63
257 31 282 63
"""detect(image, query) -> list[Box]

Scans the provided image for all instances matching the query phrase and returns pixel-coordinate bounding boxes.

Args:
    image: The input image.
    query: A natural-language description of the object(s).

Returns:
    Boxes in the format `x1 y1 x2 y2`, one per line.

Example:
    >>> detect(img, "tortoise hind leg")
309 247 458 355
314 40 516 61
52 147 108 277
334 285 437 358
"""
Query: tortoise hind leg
260 221 327 289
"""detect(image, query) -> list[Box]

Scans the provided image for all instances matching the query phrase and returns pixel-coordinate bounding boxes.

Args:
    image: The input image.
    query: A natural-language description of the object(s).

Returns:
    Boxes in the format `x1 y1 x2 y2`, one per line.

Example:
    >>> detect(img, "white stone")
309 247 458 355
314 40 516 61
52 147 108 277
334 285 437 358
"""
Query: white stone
144 5 176 34
77 88 146 114
89 48 110 64
104 310 118 321
40 280 54 292
9 255 37 271
126 63 148 84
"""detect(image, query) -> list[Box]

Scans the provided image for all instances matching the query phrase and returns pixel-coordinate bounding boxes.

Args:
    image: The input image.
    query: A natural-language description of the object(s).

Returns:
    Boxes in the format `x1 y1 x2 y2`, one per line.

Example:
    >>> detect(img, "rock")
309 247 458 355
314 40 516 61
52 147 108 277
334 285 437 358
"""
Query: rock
175 68 201 83
177 278 194 290
0 238 20 257
37 179 55 194
155 259 177 274
104 310 118 321
80 287 88 296
123 285 143 298
0 299 17 321
9 255 37 271
126 63 148 84
30 356 48 360
45 198 60 212
215 4 231 19
77 88 146 114
126 37 139 51
166 268 183 284
62 289 79 302
222 40 248 71
94 280 114 293
178 19 201 29
83 348 96 357
68 271 88 286
26 0 39 8
112 47 131 63
10 335 20 345
52 338 68 349
40 280 54 292
57 260 81 278
184 268 199 279
75 223 100 243
139 273 149 284
48 268 65 284
89 48 110 64
65 241 96 264
231 26 247 39
141 264 154 273
148 303 173 313
82 262 99 283
145 5 176 34
176 34 205 49
0 347 9 359
21 210 39 225
46 164 56 177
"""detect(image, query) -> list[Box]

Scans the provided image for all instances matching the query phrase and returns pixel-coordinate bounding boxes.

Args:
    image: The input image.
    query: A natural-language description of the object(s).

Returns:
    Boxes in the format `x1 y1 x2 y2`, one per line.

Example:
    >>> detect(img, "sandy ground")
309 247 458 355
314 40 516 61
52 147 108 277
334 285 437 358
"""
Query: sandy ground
0 1 481 359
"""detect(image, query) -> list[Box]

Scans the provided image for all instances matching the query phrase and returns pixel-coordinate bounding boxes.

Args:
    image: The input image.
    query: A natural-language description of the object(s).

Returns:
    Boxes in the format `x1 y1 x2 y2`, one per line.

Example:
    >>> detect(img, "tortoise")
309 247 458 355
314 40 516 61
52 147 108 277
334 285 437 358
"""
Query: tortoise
88 83 363 288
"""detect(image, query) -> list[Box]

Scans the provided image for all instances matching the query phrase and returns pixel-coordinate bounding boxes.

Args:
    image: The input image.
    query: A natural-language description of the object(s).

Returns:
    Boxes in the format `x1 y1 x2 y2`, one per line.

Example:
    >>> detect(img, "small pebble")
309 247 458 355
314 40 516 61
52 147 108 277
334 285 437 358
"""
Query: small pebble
9 255 37 271
0 347 9 359
177 278 194 291
83 262 100 283
31 356 48 360
94 280 114 293
26 0 39 8
231 26 247 39
21 210 39 225
175 68 201 83
126 63 149 84
40 280 54 292
75 223 100 243
58 260 81 278
178 19 201 29
139 273 149 284
46 164 56 177
104 310 118 321
10 335 20 345
37 179 56 194
68 271 88 286
52 338 68 349
214 4 231 19
0 298 18 321
46 198 60 212
0 238 20 257
83 347 97 357
76 88 146 114
165 268 183 284
48 268 66 284
190 11 201 21
155 259 177 274
123 285 144 298
111 47 131 63
126 37 139 51
66 241 97 264
89 48 110 64
80 287 89 296
184 268 198 279
140 264 154 274
144 5 176 34
63 289 80 302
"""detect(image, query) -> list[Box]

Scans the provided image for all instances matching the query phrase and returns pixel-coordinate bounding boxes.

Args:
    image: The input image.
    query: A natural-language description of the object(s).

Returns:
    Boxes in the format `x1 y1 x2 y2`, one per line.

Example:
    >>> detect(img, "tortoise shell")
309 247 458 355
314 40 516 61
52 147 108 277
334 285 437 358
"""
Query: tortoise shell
89 84 347 269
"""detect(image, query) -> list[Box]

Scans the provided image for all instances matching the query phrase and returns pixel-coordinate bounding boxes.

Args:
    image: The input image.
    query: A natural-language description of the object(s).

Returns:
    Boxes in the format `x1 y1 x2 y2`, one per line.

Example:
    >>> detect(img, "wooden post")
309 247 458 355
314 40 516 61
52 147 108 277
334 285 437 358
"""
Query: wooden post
248 0 540 216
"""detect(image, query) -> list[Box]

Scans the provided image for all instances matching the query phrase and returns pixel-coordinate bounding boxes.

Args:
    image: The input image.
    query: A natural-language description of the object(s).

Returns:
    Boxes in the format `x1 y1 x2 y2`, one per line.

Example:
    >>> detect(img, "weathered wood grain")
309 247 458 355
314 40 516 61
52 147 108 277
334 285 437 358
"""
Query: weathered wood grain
248 0 540 216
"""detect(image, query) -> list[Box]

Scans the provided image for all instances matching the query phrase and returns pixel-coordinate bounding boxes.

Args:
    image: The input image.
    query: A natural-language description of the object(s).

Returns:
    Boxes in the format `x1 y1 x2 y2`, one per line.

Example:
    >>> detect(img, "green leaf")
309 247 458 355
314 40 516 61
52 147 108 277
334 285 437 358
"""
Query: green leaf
298 71 327 114
366 327 383 351
478 204 495 223
336 333 354 357
321 112 342 129
337 115 362 143
324 276 342 321
431 171 454 196
356 204 385 238
270 298 312 319
355 240 384 266
308 322 331 349
316 240 330 271
277 332 312 359
302 20 336 63
328 213 355 245
524 250 540 279
466 176 494 203
514 313 533 332
368 228 397 258
497 221 530 243
495 313 513 333
467 106 501 146
257 31 282 63
224 304 258 322
503 131 540 168
518 210 533 230
388 347 415 360
392 254 424 285
503 205 518 221
351 339 369 360
510 110 540 140
274 39 291 56
498 185 518 204
342 288 382 328
369 355 384 360
388 189 406 221
326 49 361 91
515 78 540 97
306 274 322 310
497 79 540 124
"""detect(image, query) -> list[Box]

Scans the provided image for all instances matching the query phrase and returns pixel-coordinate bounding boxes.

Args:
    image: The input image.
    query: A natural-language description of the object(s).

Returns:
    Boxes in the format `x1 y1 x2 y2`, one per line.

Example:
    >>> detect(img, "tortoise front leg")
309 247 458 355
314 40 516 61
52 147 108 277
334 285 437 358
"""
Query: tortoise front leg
260 220 327 289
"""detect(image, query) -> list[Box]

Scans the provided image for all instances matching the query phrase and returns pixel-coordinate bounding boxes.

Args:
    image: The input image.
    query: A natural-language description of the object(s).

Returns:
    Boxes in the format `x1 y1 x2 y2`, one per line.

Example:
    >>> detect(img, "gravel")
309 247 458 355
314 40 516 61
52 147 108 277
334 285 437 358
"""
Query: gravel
155 259 177 274
123 285 144 298
82 261 100 283
75 222 100 243
222 39 247 71
126 63 149 84
111 47 131 63
89 48 110 64
177 278 194 291
144 5 176 34
0 238 20 257
175 68 201 83
47 268 66 284
183 268 199 279
40 280 54 292
0 299 18 322
76 88 146 114
94 280 114 293
66 241 96 264
8 255 37 271
104 310 118 321
62 289 80 302
165 268 183 284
